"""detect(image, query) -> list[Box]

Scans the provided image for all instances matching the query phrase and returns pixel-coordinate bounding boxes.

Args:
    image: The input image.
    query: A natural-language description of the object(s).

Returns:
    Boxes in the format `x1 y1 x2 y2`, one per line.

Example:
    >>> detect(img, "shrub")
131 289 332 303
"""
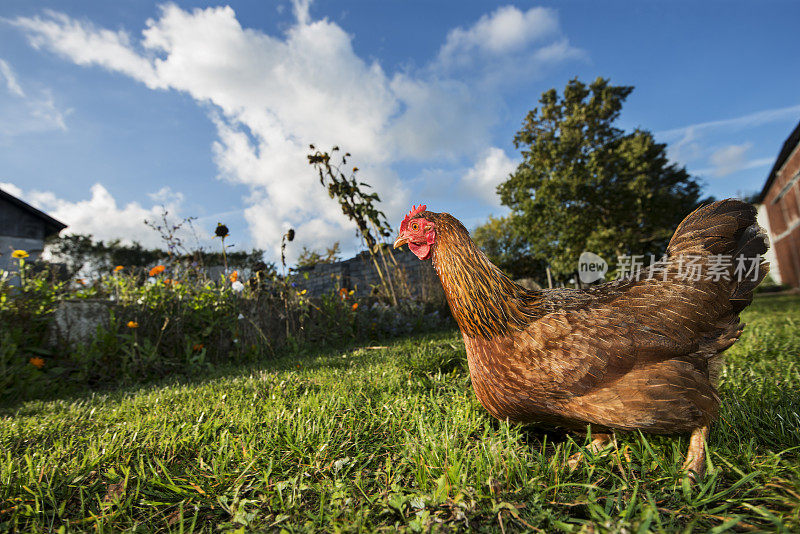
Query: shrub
0 257 449 405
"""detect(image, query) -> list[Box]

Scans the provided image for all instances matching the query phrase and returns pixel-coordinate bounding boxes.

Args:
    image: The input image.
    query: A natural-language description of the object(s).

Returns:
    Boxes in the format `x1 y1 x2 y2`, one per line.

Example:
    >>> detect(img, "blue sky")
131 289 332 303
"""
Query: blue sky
1 0 798 263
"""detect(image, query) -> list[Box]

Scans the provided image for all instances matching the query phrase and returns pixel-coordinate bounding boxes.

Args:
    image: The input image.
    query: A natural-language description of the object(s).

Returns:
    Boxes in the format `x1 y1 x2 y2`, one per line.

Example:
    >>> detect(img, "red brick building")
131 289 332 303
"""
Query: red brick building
758 121 800 288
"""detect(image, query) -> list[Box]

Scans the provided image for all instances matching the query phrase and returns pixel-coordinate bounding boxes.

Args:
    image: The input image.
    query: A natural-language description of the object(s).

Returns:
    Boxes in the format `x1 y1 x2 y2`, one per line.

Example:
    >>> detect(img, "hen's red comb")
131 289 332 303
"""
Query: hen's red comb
400 204 427 232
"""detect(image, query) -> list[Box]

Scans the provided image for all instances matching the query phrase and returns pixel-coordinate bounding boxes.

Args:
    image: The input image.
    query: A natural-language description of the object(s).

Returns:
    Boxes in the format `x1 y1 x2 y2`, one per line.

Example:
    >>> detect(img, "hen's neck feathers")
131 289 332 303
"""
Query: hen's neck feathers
428 212 545 338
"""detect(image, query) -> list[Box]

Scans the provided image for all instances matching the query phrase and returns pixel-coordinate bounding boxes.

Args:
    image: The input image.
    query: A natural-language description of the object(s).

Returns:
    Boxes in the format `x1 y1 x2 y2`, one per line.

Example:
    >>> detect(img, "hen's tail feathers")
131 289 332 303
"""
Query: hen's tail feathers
703 318 745 384
667 199 770 313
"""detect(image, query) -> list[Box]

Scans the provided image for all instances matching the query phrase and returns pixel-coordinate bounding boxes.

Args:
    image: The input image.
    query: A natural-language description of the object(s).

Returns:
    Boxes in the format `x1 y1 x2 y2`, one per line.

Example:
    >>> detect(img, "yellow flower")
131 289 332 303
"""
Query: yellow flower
114 265 124 272
11 250 29 259
29 357 45 369
127 321 139 329
300 289 307 295
149 265 165 276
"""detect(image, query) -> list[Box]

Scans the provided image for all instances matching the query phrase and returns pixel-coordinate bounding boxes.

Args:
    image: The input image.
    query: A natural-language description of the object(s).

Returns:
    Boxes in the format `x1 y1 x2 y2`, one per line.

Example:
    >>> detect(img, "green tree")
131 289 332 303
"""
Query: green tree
498 77 709 278
46 234 163 276
473 215 546 283
295 242 342 269
46 233 267 277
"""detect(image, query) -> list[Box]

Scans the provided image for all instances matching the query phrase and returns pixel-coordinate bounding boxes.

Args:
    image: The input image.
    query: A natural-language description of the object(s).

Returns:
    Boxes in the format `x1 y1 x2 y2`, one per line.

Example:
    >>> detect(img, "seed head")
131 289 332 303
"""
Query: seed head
215 223 229 238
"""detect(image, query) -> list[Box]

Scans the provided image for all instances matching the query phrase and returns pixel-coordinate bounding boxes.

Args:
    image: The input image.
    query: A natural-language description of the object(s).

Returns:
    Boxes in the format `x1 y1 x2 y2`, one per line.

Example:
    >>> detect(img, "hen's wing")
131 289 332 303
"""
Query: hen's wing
511 199 769 398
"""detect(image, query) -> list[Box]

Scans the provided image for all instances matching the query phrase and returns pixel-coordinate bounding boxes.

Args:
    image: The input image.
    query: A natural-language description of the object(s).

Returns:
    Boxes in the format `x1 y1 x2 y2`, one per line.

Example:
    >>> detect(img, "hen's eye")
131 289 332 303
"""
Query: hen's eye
411 222 419 230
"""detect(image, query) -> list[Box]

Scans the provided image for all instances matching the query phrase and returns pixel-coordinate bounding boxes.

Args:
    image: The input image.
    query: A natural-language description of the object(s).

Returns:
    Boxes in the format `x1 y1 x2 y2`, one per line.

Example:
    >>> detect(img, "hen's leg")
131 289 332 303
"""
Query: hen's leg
681 425 709 481
567 433 612 470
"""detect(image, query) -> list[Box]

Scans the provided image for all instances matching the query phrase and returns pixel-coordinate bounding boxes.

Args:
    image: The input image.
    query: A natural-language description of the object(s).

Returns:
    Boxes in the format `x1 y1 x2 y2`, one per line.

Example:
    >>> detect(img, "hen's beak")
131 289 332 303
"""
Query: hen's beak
393 234 409 249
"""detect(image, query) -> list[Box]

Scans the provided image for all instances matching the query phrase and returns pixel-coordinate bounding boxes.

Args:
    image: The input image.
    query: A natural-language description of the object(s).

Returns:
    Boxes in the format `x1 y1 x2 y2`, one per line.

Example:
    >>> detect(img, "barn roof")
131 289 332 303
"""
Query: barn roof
0 186 67 237
758 119 800 203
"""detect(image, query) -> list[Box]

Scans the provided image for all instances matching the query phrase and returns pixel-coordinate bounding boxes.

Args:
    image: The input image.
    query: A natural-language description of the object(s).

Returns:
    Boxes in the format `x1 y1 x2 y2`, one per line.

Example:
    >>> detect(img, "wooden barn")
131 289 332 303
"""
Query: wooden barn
0 187 67 273
757 121 800 288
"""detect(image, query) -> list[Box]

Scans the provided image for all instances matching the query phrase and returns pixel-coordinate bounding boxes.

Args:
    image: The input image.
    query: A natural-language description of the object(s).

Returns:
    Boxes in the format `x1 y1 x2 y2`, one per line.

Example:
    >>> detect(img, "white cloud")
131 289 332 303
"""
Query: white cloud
0 57 68 137
657 104 800 141
387 75 494 160
0 88 68 137
744 158 775 171
463 147 517 205
9 4 403 259
709 143 751 177
9 3 580 261
291 0 312 26
659 104 800 177
439 6 559 62
10 10 161 88
436 5 583 84
137 4 397 159
0 58 25 96
0 181 24 197
667 125 702 165
693 153 773 178
6 181 201 248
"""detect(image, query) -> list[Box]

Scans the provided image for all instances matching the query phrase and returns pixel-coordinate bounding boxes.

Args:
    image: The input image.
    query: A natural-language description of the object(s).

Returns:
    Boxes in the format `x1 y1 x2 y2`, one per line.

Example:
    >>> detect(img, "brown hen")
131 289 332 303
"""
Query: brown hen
394 200 769 478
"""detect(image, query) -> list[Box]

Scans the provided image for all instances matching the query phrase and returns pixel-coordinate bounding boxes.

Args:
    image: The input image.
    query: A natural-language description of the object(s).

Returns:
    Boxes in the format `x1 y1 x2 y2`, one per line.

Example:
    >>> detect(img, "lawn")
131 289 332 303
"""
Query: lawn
1 294 799 532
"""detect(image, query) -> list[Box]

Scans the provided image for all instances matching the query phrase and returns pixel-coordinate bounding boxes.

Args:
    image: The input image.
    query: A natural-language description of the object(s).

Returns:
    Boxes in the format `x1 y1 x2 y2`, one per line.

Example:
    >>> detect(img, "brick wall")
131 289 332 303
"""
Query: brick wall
763 141 800 288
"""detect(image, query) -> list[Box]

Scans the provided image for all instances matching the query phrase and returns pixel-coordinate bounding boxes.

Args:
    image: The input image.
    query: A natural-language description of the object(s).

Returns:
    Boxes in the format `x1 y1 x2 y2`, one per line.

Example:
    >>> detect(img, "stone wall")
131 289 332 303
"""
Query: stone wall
48 299 114 347
293 248 444 302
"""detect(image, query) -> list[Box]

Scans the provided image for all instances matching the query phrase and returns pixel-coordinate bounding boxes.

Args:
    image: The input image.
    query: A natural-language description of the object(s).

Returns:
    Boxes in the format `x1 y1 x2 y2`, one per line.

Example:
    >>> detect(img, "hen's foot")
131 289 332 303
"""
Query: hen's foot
681 425 709 482
567 433 612 471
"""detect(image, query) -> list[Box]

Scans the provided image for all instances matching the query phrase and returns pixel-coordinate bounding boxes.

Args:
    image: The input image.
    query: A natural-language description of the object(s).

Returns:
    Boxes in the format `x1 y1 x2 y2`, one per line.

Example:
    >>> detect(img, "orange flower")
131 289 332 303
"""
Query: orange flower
229 271 238 283
114 265 124 272
339 287 348 300
29 357 45 369
127 321 139 329
163 278 173 286
149 265 165 276
351 303 359 311
192 343 204 352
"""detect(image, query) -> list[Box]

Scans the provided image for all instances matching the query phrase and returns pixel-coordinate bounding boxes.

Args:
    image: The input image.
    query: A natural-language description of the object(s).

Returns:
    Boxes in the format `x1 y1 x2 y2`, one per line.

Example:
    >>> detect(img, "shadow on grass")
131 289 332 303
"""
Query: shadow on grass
2 326 460 417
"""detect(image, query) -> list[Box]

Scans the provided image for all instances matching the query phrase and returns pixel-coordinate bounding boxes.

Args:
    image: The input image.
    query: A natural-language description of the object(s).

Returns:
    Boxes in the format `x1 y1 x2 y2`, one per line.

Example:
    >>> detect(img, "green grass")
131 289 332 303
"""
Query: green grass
1 295 799 532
